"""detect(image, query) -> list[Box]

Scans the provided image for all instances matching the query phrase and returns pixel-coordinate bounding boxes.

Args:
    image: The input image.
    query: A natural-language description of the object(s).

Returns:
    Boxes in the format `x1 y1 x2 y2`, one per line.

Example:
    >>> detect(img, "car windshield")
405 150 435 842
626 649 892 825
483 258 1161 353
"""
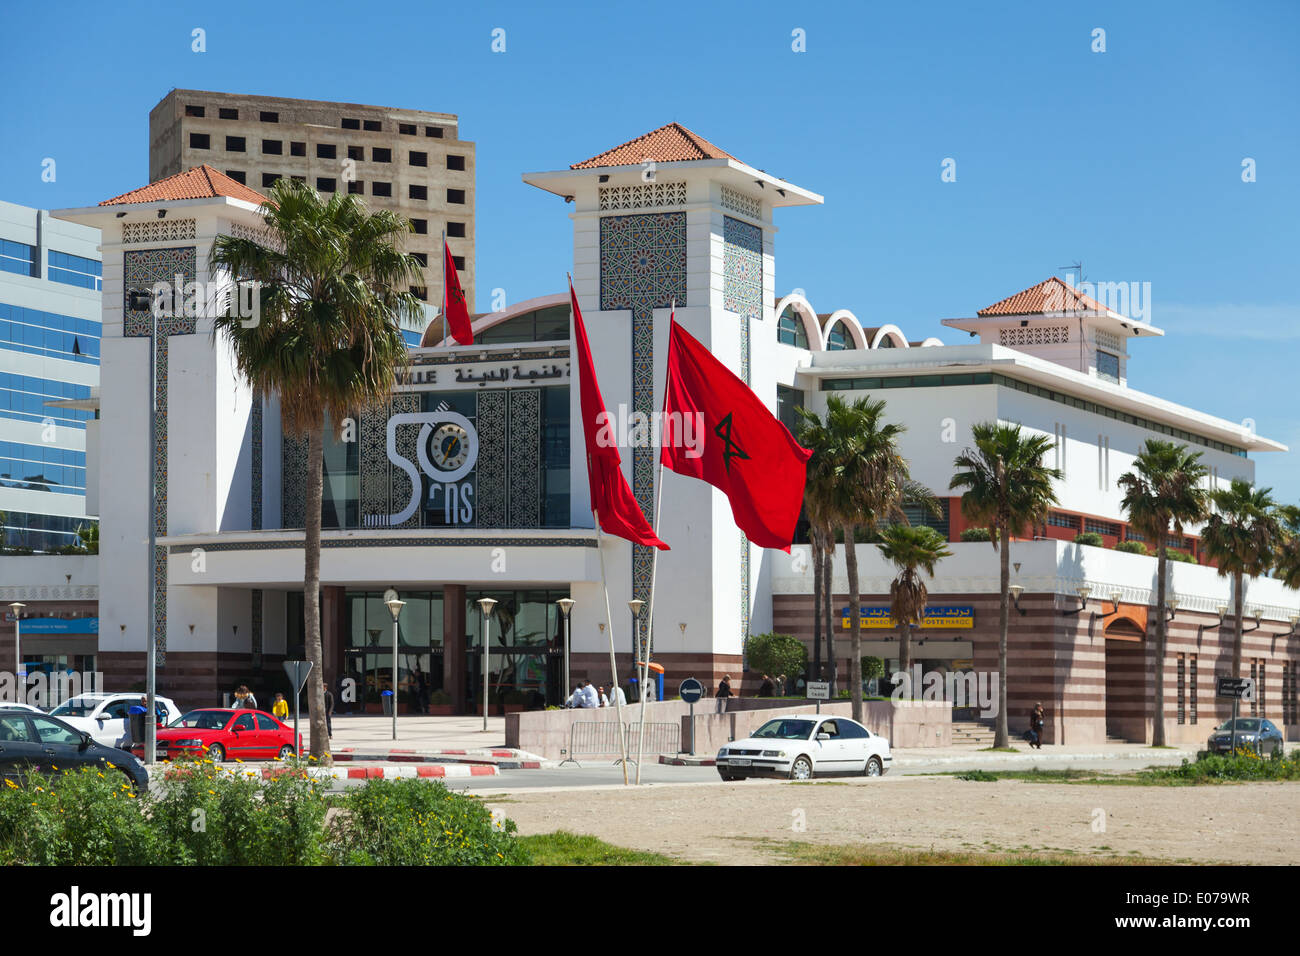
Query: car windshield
48 698 104 718
1215 718 1260 732
751 719 816 740
170 710 231 730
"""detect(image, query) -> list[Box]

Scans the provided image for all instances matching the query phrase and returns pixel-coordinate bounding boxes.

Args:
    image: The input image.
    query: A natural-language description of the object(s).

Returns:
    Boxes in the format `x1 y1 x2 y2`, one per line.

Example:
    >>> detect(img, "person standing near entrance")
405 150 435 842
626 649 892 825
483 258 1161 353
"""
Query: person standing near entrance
716 675 733 713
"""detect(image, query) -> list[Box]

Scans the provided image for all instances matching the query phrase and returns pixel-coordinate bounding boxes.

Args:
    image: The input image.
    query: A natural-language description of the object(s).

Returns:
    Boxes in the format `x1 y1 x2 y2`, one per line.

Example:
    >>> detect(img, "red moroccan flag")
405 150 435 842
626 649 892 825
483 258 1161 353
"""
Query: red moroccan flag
571 281 669 551
442 239 473 345
660 318 811 551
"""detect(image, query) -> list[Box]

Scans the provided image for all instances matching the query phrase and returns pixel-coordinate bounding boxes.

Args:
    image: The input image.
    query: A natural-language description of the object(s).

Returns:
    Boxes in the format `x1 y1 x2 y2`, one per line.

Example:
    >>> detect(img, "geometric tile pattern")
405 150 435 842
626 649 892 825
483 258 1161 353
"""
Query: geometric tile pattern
122 218 197 245
168 536 600 554
358 401 390 526
251 392 263 530
281 432 308 529
389 394 421 530
475 391 509 529
722 215 764 648
598 181 687 212
507 388 542 528
251 588 263 669
123 246 198 665
598 212 687 621
719 186 761 221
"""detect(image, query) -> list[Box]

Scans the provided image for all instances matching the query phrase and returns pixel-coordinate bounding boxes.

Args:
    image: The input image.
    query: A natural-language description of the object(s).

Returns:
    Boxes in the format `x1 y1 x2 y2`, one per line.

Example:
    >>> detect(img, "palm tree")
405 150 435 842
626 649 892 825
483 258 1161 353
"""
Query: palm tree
798 396 929 722
950 423 1060 748
210 178 423 762
1116 440 1208 746
878 524 952 688
1200 479 1282 678
75 521 100 555
1276 505 1300 591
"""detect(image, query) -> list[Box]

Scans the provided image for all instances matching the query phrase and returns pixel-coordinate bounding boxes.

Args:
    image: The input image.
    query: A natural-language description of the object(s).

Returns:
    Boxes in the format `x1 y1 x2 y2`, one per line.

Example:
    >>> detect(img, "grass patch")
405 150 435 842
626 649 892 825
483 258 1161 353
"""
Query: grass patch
979 746 1021 752
757 839 1167 866
518 831 686 866
1137 749 1300 785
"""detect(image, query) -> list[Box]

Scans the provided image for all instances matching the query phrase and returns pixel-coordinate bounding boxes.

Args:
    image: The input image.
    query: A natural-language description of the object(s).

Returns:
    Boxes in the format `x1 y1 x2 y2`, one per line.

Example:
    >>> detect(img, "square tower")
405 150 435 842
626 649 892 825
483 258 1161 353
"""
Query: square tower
524 124 821 681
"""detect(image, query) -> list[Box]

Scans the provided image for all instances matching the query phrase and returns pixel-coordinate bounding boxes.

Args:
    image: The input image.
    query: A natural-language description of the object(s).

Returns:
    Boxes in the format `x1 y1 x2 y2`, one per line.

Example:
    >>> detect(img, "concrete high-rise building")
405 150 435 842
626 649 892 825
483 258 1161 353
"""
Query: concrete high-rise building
148 89 476 310
0 200 101 553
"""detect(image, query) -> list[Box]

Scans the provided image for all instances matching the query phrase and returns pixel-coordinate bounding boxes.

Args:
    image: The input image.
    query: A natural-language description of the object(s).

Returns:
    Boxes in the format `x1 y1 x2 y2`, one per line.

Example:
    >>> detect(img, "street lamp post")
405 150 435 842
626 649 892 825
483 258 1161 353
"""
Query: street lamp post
477 598 497 732
383 589 405 741
556 598 575 707
627 599 645 698
8 603 25 705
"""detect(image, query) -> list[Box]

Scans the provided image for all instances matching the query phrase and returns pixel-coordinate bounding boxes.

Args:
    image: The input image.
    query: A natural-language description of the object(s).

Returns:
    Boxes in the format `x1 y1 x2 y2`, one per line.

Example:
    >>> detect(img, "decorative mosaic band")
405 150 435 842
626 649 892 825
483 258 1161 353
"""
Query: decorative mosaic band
722 216 763 648
123 246 198 664
167 536 599 554
251 392 263 531
597 211 687 633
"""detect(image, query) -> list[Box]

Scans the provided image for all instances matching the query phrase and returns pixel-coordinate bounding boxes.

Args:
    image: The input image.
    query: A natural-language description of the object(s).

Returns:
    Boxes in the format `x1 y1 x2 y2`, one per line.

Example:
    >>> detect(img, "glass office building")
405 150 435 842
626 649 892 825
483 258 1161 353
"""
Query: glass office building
0 201 101 552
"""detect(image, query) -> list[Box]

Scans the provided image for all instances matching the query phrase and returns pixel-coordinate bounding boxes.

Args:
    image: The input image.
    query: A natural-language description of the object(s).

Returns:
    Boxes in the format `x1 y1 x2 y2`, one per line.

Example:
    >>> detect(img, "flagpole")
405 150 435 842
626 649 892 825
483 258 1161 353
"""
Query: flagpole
595 512 631 785
440 229 447 345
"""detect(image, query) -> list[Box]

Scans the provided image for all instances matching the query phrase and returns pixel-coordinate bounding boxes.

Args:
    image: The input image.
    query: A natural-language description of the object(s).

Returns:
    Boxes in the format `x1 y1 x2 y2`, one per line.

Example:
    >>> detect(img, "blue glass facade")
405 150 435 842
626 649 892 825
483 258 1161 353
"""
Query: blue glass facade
0 204 101 552
47 250 103 291
0 302 101 364
0 239 37 278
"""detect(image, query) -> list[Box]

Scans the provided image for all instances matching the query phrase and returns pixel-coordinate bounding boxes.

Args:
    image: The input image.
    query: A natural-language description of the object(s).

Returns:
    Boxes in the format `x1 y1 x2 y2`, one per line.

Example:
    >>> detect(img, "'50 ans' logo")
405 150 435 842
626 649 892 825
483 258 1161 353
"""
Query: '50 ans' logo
387 412 478 525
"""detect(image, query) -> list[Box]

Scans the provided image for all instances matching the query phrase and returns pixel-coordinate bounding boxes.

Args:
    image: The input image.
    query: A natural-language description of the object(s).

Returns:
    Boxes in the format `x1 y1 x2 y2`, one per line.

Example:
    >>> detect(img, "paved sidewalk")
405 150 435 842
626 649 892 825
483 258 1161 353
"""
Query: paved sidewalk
892 742 1198 768
318 713 508 752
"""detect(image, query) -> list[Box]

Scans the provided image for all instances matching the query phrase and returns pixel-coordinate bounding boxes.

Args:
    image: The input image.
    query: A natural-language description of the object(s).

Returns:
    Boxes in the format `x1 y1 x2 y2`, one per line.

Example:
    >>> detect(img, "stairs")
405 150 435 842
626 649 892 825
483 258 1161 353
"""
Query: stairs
950 720 997 747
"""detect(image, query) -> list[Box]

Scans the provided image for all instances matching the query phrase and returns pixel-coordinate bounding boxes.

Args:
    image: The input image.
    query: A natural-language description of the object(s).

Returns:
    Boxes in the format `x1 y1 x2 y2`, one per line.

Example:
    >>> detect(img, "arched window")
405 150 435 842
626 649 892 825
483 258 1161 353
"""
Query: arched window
877 335 896 348
826 321 850 351
777 306 809 348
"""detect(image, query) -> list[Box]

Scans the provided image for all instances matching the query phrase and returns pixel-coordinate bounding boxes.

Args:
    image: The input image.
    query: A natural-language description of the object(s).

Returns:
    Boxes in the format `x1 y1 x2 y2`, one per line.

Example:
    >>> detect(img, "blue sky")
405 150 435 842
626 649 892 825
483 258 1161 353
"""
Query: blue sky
3 0 1297 499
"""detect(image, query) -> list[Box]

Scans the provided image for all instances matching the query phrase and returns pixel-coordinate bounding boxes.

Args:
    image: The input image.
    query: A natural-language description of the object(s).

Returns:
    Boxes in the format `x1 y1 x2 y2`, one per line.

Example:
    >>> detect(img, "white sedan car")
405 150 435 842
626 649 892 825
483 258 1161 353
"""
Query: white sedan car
716 714 892 781
46 693 181 748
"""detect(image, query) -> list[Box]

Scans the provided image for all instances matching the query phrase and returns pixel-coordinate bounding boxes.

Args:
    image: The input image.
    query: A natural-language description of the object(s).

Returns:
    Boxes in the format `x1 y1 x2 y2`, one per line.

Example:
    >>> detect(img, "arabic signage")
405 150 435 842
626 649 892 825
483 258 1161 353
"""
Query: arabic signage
9 617 99 636
840 606 975 629
400 359 570 389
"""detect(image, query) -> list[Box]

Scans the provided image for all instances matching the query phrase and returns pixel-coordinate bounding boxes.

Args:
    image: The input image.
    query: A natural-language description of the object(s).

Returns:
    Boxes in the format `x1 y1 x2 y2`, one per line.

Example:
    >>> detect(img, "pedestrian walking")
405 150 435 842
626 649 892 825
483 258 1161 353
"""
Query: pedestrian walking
775 674 787 697
272 693 289 721
716 674 733 712
758 674 775 698
1029 702 1046 749
324 687 335 737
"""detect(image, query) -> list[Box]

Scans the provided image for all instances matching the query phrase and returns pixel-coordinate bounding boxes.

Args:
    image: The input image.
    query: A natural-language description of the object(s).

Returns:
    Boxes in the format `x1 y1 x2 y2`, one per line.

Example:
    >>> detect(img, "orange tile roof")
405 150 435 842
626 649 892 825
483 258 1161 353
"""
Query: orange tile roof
571 123 738 169
978 277 1107 317
99 164 269 207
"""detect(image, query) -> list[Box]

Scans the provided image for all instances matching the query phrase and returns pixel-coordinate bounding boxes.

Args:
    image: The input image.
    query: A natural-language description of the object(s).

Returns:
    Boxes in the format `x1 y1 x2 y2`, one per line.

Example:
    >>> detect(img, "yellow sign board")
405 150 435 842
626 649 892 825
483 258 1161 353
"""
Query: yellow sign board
840 606 975 630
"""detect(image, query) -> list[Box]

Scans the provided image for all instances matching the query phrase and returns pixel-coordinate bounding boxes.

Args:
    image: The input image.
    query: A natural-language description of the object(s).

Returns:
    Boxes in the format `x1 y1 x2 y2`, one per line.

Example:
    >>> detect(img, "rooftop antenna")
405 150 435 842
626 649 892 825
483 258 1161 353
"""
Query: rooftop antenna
1058 261 1087 367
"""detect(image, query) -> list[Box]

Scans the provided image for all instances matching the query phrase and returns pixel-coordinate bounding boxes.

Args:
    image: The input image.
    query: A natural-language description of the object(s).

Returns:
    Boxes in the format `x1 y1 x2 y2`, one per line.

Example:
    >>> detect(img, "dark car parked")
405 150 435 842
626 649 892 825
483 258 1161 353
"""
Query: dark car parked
0 709 149 790
1206 717 1285 756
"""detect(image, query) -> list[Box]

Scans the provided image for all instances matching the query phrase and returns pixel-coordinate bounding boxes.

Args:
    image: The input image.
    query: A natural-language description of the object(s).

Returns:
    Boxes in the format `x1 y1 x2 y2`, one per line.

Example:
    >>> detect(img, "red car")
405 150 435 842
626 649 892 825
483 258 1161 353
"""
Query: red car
130 708 302 762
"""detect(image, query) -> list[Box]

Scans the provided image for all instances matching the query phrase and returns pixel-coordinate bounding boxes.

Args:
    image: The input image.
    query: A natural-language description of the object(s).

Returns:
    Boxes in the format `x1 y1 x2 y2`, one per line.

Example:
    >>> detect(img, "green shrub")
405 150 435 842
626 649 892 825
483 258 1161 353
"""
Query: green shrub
150 758 329 865
1073 532 1104 547
1165 549 1197 563
0 766 159 865
745 632 807 683
956 770 998 782
1115 540 1148 555
959 527 992 542
328 777 528 866
1139 749 1300 784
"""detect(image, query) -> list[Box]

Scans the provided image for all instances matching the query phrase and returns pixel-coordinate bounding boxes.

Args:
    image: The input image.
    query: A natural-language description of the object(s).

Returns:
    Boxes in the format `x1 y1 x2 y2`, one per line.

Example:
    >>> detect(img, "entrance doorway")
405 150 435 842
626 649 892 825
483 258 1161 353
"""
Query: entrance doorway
1104 617 1147 741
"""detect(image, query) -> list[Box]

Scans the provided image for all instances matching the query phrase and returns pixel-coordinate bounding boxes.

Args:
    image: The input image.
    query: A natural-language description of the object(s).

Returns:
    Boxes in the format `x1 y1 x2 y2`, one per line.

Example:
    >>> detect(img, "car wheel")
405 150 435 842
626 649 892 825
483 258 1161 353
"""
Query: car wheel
278 745 295 760
789 756 813 781
864 756 882 777
206 743 225 763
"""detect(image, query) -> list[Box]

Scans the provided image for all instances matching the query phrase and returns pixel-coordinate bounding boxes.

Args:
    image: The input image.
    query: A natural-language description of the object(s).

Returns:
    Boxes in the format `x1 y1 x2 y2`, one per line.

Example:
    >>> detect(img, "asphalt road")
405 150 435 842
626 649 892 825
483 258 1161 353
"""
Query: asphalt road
452 750 1196 793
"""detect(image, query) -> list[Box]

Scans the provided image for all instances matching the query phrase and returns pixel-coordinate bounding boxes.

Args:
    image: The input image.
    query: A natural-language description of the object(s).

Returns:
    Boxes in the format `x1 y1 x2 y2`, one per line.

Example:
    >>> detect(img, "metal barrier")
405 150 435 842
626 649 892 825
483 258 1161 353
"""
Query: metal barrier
561 721 682 767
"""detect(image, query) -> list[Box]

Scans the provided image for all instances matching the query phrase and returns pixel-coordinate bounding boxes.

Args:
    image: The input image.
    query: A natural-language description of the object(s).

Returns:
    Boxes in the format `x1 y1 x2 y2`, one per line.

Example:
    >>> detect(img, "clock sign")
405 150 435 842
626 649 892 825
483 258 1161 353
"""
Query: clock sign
429 422 471 472
387 411 480 525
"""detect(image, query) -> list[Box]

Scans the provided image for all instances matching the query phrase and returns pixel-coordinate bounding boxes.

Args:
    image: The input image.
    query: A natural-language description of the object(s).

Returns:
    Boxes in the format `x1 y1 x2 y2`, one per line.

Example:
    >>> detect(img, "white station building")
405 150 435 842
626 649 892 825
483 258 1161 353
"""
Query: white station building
47 123 1299 744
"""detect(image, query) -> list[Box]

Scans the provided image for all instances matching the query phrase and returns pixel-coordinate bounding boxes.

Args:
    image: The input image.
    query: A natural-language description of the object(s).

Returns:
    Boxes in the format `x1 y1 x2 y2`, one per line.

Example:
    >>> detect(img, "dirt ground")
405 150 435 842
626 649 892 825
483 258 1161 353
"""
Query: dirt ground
483 776 1300 865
